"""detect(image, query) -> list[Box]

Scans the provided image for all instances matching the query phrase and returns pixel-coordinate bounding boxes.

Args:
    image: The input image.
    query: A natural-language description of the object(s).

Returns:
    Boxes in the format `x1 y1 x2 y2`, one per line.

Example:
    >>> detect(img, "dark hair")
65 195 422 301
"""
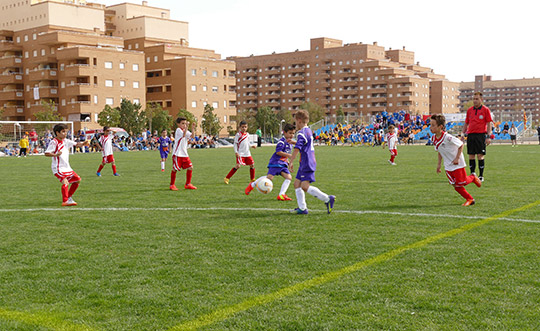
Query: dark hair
283 123 295 132
430 114 446 128
176 117 187 123
103 126 110 131
239 120 247 126
473 91 483 98
53 123 67 135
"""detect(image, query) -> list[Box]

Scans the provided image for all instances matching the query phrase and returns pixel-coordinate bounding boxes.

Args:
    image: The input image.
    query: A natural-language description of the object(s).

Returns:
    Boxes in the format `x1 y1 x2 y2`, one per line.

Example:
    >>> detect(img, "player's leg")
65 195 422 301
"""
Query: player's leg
249 163 256 182
453 184 474 206
277 171 292 201
184 162 197 189
60 178 70 203
477 154 485 181
292 179 308 214
161 157 166 171
224 164 240 184
111 160 119 176
96 160 105 176
170 156 179 190
245 175 268 195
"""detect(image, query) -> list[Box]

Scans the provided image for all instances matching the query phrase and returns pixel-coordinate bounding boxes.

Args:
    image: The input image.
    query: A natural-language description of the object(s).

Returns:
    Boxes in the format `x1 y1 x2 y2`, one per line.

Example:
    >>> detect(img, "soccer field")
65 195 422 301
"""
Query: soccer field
1 144 539 330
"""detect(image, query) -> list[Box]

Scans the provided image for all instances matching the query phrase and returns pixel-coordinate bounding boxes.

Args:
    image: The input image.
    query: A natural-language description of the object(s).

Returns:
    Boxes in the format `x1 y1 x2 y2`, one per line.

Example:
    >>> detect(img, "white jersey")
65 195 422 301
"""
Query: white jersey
172 127 192 157
45 138 76 175
432 131 466 172
99 133 114 157
234 132 251 157
386 133 398 150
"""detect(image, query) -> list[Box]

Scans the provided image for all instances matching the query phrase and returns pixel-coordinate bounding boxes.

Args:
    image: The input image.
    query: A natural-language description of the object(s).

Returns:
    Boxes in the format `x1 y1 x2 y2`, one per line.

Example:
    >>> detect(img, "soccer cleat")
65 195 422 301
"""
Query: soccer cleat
161 169 165 172
62 197 77 207
224 177 229 184
169 185 178 191
113 173 120 176
291 208 309 215
479 176 484 182
277 194 292 201
472 174 482 188
391 162 397 166
462 199 475 206
245 183 254 195
184 184 197 190
96 172 101 177
325 195 336 214
388 160 393 165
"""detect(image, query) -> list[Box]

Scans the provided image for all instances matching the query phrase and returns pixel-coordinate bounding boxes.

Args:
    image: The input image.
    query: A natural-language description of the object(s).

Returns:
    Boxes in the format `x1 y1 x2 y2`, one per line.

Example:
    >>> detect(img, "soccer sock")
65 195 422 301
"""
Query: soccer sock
61 184 69 202
170 171 177 186
97 164 104 173
279 179 291 196
390 155 395 163
161 161 165 170
478 159 485 177
465 174 475 186
469 159 476 174
455 186 473 200
307 186 330 203
250 167 256 181
295 188 307 210
226 167 237 179
68 182 79 198
186 169 192 185
112 164 117 174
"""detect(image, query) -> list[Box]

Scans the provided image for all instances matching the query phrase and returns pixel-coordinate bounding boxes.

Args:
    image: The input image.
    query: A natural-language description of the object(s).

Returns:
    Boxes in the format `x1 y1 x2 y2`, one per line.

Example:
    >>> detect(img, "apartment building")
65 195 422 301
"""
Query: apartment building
231 37 459 116
459 75 540 122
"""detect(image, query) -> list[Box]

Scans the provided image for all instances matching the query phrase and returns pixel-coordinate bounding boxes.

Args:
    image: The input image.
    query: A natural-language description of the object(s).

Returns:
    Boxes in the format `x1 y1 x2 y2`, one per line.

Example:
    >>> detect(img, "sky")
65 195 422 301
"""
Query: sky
98 0 539 83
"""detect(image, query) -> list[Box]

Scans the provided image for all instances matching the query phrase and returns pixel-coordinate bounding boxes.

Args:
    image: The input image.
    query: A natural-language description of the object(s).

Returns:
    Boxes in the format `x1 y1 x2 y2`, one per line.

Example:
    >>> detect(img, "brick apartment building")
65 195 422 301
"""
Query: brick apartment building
459 75 540 123
231 37 459 117
0 0 235 134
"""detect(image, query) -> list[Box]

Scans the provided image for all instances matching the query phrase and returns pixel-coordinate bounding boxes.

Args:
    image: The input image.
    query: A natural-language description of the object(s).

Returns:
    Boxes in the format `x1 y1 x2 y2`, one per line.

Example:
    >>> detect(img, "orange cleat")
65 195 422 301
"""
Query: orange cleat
224 177 229 184
277 194 292 201
462 199 475 206
61 197 77 206
472 175 482 188
245 183 254 195
169 185 178 191
184 184 197 190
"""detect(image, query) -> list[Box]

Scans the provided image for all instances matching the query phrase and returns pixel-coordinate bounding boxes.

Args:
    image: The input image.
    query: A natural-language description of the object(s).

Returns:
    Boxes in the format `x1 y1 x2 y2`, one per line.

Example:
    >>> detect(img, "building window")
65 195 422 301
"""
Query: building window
202 70 207 76
154 56 158 62
212 70 218 77
146 57 150 63
105 80 113 87
41 49 45 56
33 50 37 57
16 36 20 43
25 51 28 58
119 62 125 69
191 69 196 76
135 43 139 49
191 101 197 108
24 35 28 42
94 95 98 104
212 86 218 92
224 100 227 108
202 85 207 92
191 85 196 91
106 97 114 105
104 61 113 69
134 98 140 104
224 115 227 123
120 80 125 87
133 81 139 88
32 33 36 40
212 102 218 109
132 64 139 71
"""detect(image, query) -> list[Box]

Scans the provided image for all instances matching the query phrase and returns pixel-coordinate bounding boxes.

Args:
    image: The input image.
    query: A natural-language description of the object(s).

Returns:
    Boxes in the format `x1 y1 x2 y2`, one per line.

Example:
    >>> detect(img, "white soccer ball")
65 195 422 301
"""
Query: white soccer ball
256 178 273 194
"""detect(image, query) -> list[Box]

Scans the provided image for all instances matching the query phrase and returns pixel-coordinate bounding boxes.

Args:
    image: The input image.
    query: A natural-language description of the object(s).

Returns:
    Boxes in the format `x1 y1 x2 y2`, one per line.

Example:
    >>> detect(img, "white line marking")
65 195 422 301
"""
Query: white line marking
0 206 538 224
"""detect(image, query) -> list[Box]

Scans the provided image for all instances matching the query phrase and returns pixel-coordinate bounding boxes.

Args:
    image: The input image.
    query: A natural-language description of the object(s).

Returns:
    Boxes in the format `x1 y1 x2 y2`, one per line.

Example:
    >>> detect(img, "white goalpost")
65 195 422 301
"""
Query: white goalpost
0 120 75 155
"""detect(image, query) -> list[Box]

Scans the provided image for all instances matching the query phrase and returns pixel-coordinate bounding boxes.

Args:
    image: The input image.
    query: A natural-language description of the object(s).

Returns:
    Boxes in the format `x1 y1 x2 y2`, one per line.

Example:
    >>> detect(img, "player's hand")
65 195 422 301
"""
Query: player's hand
436 166 441 173
452 158 459 165
486 138 491 146
289 163 294 172
252 145 256 149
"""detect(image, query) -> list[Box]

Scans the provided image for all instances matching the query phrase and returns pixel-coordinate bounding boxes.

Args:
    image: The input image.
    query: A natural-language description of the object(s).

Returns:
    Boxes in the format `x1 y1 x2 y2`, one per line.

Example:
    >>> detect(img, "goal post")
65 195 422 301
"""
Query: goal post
0 120 74 154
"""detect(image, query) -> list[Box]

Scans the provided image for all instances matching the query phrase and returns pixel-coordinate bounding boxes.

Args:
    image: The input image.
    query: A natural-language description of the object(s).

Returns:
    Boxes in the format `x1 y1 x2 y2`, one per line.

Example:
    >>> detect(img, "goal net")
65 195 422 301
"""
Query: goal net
0 120 74 156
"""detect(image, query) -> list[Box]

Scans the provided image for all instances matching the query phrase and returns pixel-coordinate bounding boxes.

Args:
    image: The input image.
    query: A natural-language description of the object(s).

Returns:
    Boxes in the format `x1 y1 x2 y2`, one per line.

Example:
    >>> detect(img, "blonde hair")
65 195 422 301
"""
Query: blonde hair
295 109 309 122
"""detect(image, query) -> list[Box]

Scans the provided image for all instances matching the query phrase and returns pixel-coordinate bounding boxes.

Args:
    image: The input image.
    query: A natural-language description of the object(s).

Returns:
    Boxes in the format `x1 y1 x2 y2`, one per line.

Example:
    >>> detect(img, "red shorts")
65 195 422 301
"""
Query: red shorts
446 168 467 187
236 156 254 166
390 149 398 157
172 156 192 171
102 155 115 164
54 171 81 184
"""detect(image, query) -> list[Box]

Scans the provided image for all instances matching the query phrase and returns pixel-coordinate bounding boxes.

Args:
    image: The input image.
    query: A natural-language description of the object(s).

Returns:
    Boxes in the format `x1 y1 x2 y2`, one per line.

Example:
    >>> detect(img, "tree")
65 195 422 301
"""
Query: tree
336 106 345 124
97 105 120 127
233 108 257 133
276 108 293 126
145 103 172 134
117 98 146 135
300 102 325 124
461 101 473 113
255 106 279 137
35 100 62 133
201 104 222 137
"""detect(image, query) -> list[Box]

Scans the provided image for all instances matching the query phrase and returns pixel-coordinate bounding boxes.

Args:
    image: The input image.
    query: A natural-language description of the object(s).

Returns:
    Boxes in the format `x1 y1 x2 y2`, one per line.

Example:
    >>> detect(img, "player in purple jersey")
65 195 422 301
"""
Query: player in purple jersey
288 109 335 214
158 130 172 172
245 123 295 201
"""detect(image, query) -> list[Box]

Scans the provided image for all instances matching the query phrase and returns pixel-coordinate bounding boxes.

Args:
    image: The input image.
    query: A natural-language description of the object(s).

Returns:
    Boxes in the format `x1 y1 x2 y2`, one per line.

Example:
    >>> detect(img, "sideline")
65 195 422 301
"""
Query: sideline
0 308 95 331
168 200 540 330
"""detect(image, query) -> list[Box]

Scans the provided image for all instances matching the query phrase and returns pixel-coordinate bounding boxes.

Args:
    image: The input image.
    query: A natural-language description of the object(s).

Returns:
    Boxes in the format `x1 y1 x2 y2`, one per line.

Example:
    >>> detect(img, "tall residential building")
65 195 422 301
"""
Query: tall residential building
459 75 540 122
231 37 459 117
1 0 236 135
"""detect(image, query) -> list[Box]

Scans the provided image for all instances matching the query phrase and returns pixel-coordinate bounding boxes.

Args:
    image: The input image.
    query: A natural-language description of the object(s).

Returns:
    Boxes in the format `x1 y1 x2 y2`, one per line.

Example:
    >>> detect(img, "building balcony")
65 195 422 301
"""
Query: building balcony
266 67 280 74
65 83 93 96
290 89 305 96
243 85 257 92
0 89 24 100
0 40 21 52
0 56 22 67
265 75 281 83
64 64 93 77
342 95 358 101
1 104 25 116
0 73 23 85
28 68 58 82
65 101 93 113
369 96 387 102
37 86 60 98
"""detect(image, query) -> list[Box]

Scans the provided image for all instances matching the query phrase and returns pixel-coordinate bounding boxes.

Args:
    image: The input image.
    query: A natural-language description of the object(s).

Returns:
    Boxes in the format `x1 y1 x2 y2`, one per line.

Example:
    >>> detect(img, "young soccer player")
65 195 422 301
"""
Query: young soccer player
245 123 295 201
383 124 398 165
18 134 29 157
96 126 119 177
430 114 482 206
289 110 335 214
45 124 89 206
170 117 197 190
158 130 172 172
224 120 256 184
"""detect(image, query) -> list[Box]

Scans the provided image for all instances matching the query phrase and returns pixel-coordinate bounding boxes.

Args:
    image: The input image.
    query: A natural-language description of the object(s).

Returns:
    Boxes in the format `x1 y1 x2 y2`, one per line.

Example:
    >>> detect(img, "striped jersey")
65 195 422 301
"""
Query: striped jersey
431 131 466 172
173 127 192 157
45 138 76 175
386 133 397 150
99 133 114 157
234 132 251 157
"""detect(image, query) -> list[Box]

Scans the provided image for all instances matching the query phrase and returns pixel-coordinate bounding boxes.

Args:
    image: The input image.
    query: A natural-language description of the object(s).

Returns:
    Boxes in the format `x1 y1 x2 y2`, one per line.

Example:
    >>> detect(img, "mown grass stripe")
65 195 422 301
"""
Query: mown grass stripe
169 200 540 331
0 308 95 331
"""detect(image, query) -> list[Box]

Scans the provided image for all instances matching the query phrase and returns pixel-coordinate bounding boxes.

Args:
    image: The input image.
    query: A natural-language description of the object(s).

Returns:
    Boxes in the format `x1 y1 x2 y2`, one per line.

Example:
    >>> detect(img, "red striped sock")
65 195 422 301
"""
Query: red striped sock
226 167 237 179
112 164 117 174
170 171 177 186
186 169 192 185
61 184 69 202
68 182 79 197
455 186 473 200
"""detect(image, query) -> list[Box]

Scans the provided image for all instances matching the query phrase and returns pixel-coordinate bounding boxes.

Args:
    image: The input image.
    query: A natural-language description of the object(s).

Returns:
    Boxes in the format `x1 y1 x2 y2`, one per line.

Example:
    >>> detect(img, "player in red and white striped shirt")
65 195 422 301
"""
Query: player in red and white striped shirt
96 126 119 177
45 124 89 206
383 124 398 165
224 121 256 184
430 114 482 206
170 117 197 190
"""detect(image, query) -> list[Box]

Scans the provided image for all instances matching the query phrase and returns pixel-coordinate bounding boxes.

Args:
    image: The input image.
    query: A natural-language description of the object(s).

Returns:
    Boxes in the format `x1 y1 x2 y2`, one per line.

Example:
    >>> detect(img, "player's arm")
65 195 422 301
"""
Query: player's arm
486 121 492 145
276 151 291 158
436 152 442 173
288 148 299 171
75 140 89 148
461 122 468 141
453 144 463 165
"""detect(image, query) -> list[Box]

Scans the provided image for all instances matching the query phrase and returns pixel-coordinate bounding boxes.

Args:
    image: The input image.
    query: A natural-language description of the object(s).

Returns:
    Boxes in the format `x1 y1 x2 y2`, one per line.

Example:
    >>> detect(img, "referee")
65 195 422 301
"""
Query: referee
461 92 492 182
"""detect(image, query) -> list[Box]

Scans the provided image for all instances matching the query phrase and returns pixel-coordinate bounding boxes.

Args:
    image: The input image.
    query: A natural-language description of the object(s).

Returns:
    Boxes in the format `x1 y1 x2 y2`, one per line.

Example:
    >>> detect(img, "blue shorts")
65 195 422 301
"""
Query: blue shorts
160 150 169 159
267 166 290 177
296 170 315 183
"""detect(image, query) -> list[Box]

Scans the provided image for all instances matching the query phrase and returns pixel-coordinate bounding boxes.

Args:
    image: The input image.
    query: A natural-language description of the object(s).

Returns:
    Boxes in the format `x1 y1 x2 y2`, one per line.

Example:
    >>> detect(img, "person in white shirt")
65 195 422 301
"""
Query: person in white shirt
45 123 89 206
382 124 398 165
224 121 256 184
96 126 119 177
170 117 197 190
509 123 518 147
430 114 482 206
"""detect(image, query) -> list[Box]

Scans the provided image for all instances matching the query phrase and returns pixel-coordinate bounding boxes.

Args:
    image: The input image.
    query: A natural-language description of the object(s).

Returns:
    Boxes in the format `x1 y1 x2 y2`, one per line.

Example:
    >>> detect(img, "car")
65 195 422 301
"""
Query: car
217 138 232 146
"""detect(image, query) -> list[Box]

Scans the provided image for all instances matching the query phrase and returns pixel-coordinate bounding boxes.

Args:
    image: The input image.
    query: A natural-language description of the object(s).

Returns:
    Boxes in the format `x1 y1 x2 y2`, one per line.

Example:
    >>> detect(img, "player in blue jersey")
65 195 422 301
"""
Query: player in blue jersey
245 123 295 201
158 130 172 172
288 109 335 214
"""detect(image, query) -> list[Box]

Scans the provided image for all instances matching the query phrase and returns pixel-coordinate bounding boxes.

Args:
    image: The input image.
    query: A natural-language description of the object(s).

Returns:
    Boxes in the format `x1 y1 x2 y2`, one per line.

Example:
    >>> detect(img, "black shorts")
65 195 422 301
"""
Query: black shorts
466 133 486 155
510 135 516 140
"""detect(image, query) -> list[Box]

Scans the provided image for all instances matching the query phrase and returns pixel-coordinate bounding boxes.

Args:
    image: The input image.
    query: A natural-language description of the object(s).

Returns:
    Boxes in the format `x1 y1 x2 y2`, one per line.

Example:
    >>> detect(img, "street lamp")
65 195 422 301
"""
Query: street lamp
279 119 285 136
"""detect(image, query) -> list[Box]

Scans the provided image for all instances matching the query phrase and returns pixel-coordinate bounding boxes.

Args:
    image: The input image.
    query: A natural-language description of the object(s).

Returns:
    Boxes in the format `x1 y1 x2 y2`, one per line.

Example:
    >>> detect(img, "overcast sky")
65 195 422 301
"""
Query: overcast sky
99 0 539 83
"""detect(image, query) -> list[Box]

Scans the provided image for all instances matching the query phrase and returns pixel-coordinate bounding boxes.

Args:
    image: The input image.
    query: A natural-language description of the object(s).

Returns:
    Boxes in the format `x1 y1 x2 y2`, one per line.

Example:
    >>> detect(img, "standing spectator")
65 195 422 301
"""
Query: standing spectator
19 134 29 157
256 127 262 147
28 128 38 154
509 123 518 147
537 125 540 145
461 92 492 182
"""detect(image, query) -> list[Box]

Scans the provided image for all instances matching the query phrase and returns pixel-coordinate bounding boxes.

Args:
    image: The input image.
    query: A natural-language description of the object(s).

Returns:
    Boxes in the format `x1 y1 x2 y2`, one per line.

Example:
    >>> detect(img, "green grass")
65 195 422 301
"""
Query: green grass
0 144 539 330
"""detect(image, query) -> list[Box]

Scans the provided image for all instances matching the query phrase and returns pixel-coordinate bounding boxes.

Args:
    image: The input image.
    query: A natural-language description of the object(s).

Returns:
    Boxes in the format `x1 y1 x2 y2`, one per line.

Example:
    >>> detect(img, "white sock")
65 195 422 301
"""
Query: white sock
307 186 330 203
161 161 165 170
279 179 291 196
252 176 266 188
295 188 307 210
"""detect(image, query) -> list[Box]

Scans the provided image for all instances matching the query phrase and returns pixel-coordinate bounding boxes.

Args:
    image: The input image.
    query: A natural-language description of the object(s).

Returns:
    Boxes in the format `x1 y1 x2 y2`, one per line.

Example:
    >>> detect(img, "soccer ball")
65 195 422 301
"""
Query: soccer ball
256 178 273 194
